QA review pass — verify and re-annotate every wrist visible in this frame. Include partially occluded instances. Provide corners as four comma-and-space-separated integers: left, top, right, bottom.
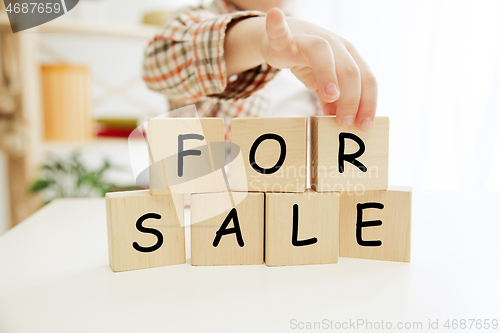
224, 16, 267, 76
251, 16, 267, 63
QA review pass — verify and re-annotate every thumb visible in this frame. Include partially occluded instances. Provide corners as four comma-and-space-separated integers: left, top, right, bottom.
266, 7, 293, 52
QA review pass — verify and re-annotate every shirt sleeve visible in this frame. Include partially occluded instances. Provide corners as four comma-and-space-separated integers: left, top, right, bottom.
142, 7, 280, 105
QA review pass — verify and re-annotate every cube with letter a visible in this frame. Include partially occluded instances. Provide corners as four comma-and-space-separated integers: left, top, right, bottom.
190, 191, 264, 266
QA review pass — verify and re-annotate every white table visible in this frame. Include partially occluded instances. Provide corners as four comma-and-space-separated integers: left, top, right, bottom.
0, 192, 499, 332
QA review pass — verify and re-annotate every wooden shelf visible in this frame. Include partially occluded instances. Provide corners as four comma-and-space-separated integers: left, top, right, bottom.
0, 12, 157, 38
0, 10, 157, 227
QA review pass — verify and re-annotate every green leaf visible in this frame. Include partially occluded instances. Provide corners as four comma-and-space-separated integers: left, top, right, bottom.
30, 152, 137, 200
41, 164, 54, 171
29, 179, 52, 193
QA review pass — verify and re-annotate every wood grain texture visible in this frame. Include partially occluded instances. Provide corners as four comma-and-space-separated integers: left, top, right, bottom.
191, 191, 264, 266
106, 190, 185, 272
311, 116, 389, 192
147, 118, 226, 195
231, 117, 307, 193
265, 189, 340, 266
339, 186, 412, 262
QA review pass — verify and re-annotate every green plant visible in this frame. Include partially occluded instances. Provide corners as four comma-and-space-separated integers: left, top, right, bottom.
30, 153, 138, 204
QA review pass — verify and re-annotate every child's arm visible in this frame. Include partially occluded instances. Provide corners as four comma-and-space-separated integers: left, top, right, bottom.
225, 8, 377, 130
143, 7, 279, 107
143, 7, 376, 130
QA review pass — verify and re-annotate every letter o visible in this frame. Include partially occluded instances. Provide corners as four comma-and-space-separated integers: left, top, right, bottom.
249, 133, 286, 174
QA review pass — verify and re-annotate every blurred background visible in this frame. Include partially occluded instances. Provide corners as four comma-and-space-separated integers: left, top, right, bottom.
0, 0, 499, 235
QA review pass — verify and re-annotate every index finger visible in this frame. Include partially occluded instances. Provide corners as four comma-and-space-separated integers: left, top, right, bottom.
295, 35, 339, 104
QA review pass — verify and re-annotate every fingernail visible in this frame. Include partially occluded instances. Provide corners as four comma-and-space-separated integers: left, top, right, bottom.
324, 83, 339, 98
360, 118, 373, 131
340, 115, 355, 127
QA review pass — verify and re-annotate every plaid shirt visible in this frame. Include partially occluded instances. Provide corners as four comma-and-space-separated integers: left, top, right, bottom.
142, 0, 280, 137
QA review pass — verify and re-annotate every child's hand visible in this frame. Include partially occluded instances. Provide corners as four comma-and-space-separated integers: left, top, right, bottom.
260, 8, 377, 130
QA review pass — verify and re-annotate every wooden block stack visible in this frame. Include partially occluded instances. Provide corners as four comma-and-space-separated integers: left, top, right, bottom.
310, 116, 411, 263
106, 115, 411, 272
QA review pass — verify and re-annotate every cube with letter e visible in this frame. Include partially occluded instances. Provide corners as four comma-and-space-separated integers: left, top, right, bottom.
339, 187, 412, 262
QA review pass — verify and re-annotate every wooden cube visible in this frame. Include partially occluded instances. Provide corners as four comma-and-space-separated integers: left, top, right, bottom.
106, 190, 185, 272
147, 118, 226, 195
265, 189, 340, 266
231, 117, 307, 193
311, 116, 389, 192
339, 186, 412, 262
190, 191, 264, 265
